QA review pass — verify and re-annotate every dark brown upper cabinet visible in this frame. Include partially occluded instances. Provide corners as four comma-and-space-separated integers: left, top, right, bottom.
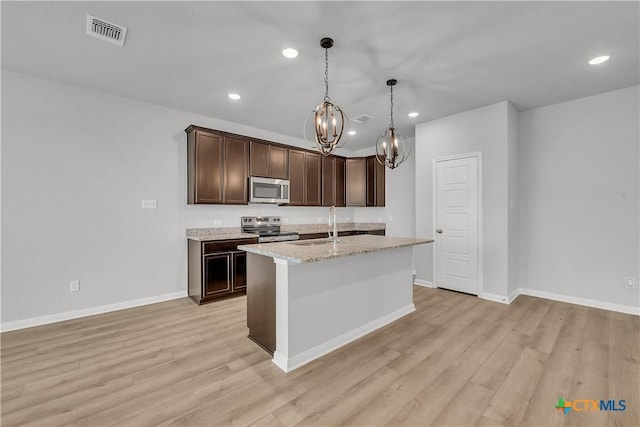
322, 155, 346, 207
321, 156, 335, 206
346, 158, 367, 207
305, 151, 322, 206
335, 157, 346, 207
288, 148, 321, 206
250, 141, 289, 180
186, 124, 380, 208
186, 126, 249, 205
366, 156, 385, 207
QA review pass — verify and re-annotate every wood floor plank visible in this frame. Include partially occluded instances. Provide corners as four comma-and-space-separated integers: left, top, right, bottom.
430, 380, 495, 427
481, 347, 548, 426
295, 366, 399, 426
470, 331, 531, 392
1, 287, 637, 427
271, 348, 400, 426
386, 358, 480, 426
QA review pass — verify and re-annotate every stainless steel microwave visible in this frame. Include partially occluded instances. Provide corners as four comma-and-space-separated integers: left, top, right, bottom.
249, 177, 290, 204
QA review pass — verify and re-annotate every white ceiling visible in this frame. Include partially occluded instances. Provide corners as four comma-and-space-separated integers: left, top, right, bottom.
2, 1, 638, 150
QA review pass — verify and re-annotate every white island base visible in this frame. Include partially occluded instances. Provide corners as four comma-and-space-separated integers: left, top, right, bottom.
242, 238, 421, 373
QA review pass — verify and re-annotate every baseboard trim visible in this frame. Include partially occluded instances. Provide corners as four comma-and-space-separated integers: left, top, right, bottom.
1, 291, 188, 332
479, 292, 510, 304
272, 303, 416, 373
516, 288, 639, 316
414, 279, 436, 288
508, 288, 521, 304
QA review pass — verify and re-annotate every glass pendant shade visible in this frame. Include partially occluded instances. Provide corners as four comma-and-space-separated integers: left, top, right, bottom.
376, 79, 410, 169
307, 37, 346, 156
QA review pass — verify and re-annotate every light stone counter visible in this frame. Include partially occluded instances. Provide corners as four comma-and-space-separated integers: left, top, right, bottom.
281, 222, 385, 234
186, 222, 385, 242
186, 228, 257, 241
238, 234, 431, 264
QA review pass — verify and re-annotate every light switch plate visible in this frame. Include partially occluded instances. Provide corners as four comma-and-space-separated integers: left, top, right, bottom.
142, 199, 157, 209
213, 219, 223, 226
70, 280, 80, 292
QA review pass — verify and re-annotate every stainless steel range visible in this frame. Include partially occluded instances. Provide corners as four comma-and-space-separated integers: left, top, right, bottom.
241, 216, 299, 243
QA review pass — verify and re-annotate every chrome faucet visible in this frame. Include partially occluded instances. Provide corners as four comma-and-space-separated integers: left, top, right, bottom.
328, 206, 337, 242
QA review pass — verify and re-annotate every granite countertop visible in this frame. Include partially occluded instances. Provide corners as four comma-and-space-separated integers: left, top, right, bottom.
238, 234, 432, 264
186, 228, 257, 241
281, 222, 385, 234
186, 222, 386, 242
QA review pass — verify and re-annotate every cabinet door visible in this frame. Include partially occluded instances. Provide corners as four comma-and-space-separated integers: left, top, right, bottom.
289, 149, 306, 205
189, 131, 224, 204
322, 156, 336, 206
223, 136, 249, 204
366, 156, 386, 207
306, 152, 322, 206
269, 146, 289, 179
366, 156, 376, 206
375, 159, 385, 207
346, 158, 366, 206
203, 253, 232, 297
232, 251, 247, 291
250, 141, 270, 178
335, 157, 346, 207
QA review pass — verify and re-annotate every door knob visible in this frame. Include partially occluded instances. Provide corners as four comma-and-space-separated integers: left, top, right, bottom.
436, 228, 443, 234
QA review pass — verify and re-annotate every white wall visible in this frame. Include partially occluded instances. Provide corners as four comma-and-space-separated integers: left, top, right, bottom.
507, 103, 519, 299
415, 101, 512, 299
350, 142, 416, 238
0, 70, 368, 326
518, 86, 639, 310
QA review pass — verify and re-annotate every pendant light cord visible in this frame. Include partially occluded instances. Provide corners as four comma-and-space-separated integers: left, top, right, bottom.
389, 84, 394, 128
324, 47, 330, 102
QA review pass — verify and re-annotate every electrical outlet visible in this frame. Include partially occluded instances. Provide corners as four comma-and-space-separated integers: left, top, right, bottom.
388, 215, 393, 222
346, 217, 351, 221
70, 280, 80, 292
213, 219, 223, 226
141, 199, 157, 209
282, 218, 289, 223
317, 217, 323, 223
626, 278, 635, 289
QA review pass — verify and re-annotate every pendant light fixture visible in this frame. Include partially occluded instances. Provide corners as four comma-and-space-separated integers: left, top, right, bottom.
311, 37, 346, 156
376, 79, 410, 169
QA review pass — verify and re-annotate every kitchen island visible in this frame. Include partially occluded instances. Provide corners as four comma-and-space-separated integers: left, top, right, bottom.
238, 234, 432, 372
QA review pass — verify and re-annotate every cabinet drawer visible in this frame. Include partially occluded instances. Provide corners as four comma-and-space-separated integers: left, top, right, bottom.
203, 238, 257, 254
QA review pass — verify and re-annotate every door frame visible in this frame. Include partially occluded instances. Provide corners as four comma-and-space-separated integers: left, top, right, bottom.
432, 152, 483, 297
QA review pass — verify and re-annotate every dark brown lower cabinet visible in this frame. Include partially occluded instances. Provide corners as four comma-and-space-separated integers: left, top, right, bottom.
188, 238, 257, 304
246, 253, 276, 355
299, 232, 329, 240
298, 229, 386, 240
203, 253, 232, 297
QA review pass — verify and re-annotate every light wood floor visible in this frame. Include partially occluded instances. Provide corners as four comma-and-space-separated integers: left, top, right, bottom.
1, 287, 638, 427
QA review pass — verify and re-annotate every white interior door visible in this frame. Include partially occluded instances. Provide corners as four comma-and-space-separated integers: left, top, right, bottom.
435, 155, 479, 295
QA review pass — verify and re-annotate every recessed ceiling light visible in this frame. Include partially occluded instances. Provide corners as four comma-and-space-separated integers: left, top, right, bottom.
588, 55, 610, 65
282, 47, 298, 59
408, 112, 419, 118
348, 130, 356, 135
228, 93, 241, 100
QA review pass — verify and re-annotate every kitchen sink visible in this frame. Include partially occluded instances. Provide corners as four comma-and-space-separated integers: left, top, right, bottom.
289, 239, 342, 246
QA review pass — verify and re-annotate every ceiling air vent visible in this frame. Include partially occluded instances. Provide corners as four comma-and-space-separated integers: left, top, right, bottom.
351, 114, 373, 124
86, 14, 127, 46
